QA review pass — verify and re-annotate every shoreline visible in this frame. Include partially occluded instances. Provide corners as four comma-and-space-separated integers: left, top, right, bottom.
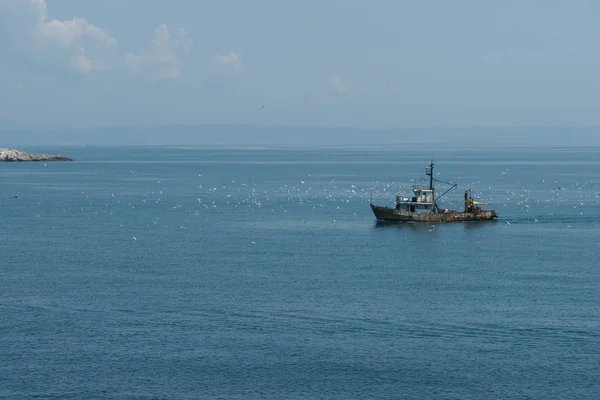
0, 147, 73, 162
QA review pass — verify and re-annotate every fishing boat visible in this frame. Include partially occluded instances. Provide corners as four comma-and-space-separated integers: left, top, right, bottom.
369, 162, 498, 222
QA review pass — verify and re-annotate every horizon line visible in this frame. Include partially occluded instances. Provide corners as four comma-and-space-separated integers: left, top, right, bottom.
2, 123, 600, 133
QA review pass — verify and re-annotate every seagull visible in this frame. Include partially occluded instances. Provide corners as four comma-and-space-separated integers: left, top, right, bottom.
261, 104, 266, 110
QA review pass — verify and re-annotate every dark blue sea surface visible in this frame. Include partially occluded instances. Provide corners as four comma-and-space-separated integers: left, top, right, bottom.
1, 145, 599, 399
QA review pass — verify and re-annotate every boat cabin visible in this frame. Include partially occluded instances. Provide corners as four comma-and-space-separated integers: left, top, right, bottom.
395, 187, 436, 214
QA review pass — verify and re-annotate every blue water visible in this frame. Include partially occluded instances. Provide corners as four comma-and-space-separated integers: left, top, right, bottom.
1, 145, 599, 399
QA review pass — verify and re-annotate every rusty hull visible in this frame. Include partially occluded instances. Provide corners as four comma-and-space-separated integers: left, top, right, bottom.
370, 204, 498, 222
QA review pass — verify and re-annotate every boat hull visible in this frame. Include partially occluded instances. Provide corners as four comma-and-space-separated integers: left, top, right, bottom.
370, 204, 497, 222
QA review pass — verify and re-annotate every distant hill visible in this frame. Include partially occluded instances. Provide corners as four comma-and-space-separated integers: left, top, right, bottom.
1, 125, 599, 147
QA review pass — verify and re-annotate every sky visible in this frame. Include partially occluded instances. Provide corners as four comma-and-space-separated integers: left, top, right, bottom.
1, 0, 600, 132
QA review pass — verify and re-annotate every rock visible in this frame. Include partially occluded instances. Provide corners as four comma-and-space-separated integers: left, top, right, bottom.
0, 147, 73, 162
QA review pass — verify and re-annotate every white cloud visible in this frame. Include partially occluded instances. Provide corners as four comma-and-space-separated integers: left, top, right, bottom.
0, 0, 117, 73
0, 1, 193, 79
38, 17, 116, 50
215, 52, 244, 73
125, 24, 192, 80
329, 76, 350, 93
71, 52, 107, 74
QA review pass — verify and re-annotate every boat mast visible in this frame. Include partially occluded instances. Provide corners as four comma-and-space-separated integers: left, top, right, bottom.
426, 162, 436, 211
426, 162, 434, 191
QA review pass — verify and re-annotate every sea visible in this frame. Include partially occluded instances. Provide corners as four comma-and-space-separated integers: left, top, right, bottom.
1, 144, 599, 399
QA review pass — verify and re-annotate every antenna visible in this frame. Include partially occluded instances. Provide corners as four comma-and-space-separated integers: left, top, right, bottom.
425, 161, 434, 190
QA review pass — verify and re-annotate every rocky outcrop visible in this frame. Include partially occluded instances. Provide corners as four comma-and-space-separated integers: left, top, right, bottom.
0, 147, 72, 162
